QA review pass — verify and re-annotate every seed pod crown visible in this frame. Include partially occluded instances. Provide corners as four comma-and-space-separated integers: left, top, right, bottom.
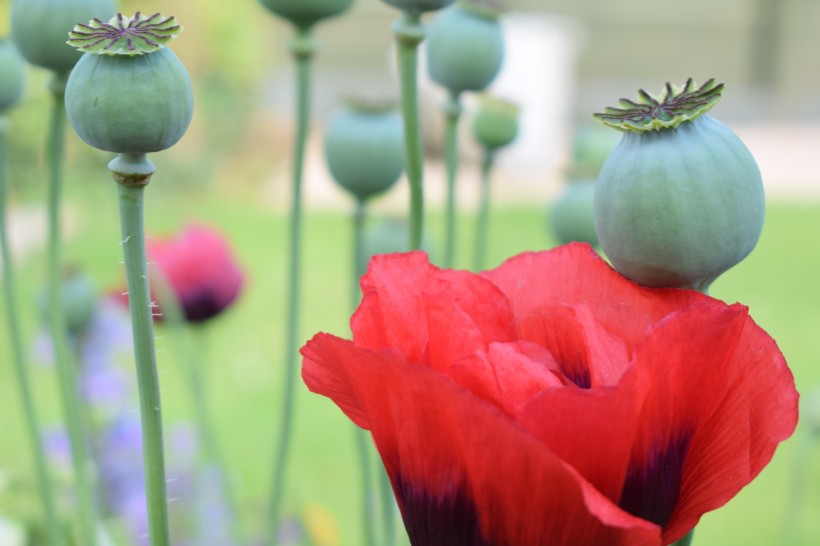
67, 12, 181, 56
593, 78, 723, 133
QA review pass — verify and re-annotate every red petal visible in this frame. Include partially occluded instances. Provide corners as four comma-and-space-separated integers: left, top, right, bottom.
519, 370, 642, 502
482, 243, 705, 355
447, 341, 565, 416
626, 302, 798, 543
301, 334, 662, 546
517, 304, 630, 387
352, 252, 516, 369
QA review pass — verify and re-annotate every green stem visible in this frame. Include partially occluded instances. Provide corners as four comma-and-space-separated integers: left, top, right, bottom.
443, 92, 462, 267
392, 13, 426, 251
672, 530, 695, 546
351, 199, 376, 546
267, 26, 314, 546
111, 155, 170, 546
1, 117, 64, 546
152, 275, 245, 544
473, 149, 494, 271
46, 72, 98, 546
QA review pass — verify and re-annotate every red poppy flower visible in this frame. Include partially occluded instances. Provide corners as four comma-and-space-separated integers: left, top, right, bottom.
301, 243, 797, 546
145, 224, 244, 323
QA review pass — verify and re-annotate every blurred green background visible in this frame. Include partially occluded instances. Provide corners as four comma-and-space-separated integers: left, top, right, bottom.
1, 0, 819, 545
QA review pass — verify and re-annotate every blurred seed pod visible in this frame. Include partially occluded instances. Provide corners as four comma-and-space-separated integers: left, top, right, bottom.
258, 0, 354, 30
325, 98, 405, 202
0, 39, 26, 112
359, 218, 434, 274
10, 0, 117, 73
426, 1, 504, 96
472, 94, 519, 150
38, 269, 99, 337
381, 0, 455, 15
549, 180, 598, 247
568, 122, 621, 180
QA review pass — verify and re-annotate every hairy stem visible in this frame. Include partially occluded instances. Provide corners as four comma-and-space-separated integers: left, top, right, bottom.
113, 157, 170, 546
473, 149, 494, 271
1, 117, 64, 546
392, 13, 426, 251
46, 72, 98, 546
152, 275, 245, 544
267, 26, 315, 546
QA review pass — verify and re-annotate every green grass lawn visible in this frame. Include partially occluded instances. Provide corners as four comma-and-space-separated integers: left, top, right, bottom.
1, 172, 819, 545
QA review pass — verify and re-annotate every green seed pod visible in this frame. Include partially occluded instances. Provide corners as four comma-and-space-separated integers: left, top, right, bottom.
593, 79, 764, 291
381, 0, 455, 15
569, 123, 620, 180
10, 0, 117, 73
64, 13, 194, 154
550, 180, 598, 247
426, 1, 504, 96
359, 218, 433, 273
258, 0, 354, 30
472, 94, 519, 150
0, 39, 26, 112
325, 99, 405, 202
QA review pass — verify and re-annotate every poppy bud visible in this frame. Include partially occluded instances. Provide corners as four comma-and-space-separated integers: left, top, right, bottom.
593, 79, 764, 291
146, 224, 244, 324
258, 0, 354, 29
64, 13, 194, 155
0, 39, 26, 112
325, 98, 405, 202
426, 0, 505, 96
471, 94, 519, 150
10, 0, 116, 73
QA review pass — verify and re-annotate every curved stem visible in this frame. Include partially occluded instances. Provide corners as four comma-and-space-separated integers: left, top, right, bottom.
351, 200, 376, 546
443, 93, 462, 267
46, 72, 98, 546
267, 26, 314, 546
112, 158, 171, 546
473, 149, 494, 271
1, 117, 64, 546
392, 13, 426, 251
152, 275, 244, 544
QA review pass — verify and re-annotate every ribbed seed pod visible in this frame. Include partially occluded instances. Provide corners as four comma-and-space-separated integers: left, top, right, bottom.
11, 0, 117, 73
426, 1, 504, 95
258, 0, 354, 30
325, 99, 405, 202
593, 79, 764, 291
64, 13, 194, 155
